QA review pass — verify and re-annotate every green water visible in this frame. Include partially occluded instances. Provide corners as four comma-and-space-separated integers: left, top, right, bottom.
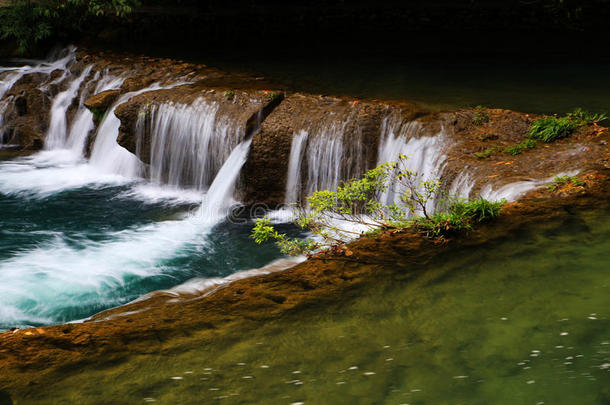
208, 54, 610, 115
20, 207, 610, 404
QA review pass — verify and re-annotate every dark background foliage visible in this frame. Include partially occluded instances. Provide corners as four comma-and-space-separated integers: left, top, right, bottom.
1, 0, 610, 58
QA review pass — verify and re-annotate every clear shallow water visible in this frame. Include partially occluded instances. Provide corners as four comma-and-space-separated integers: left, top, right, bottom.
25, 206, 610, 404
0, 152, 287, 329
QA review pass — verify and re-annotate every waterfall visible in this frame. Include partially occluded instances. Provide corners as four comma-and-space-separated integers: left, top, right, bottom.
44, 65, 93, 150
0, 97, 10, 147
284, 130, 308, 203
136, 98, 244, 190
449, 170, 475, 199
197, 138, 253, 222
89, 86, 162, 178
0, 71, 24, 101
0, 46, 76, 99
65, 71, 126, 156
93, 71, 126, 94
376, 113, 448, 211
283, 113, 365, 204
0, 47, 77, 149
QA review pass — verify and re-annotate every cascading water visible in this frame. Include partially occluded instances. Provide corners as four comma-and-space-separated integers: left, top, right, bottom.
479, 170, 580, 202
0, 97, 10, 146
285, 130, 308, 203
449, 170, 475, 199
196, 138, 253, 222
283, 114, 365, 204
1, 45, 577, 332
44, 65, 93, 150
0, 46, 76, 99
0, 47, 77, 149
0, 49, 275, 330
89, 89, 154, 178
376, 115, 448, 209
65, 71, 126, 156
136, 98, 244, 190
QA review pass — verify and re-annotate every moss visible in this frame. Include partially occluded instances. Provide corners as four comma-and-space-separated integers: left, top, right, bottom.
269, 92, 281, 102
89, 107, 107, 122
475, 147, 499, 159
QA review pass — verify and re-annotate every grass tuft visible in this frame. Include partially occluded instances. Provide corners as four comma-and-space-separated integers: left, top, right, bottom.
504, 139, 537, 155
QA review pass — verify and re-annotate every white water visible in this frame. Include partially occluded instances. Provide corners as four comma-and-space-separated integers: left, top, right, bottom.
0, 47, 76, 99
283, 115, 365, 203
196, 138, 253, 222
0, 49, 265, 328
376, 117, 448, 208
0, 135, 254, 328
0, 97, 10, 146
65, 71, 127, 156
285, 130, 308, 203
0, 151, 130, 198
0, 47, 77, 148
138, 98, 243, 190
45, 65, 93, 150
480, 170, 580, 202
90, 87, 157, 177
449, 170, 475, 199
0, 214, 213, 327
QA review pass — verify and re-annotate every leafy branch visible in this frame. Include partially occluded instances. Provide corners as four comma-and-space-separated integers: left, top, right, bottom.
0, 0, 140, 53
252, 155, 505, 256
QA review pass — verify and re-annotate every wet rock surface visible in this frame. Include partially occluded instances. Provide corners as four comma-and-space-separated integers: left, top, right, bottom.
83, 89, 119, 110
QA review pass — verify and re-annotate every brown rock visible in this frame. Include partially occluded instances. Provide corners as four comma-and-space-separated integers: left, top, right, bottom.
84, 90, 120, 110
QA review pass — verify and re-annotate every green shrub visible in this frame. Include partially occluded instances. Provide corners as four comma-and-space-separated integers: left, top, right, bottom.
504, 139, 537, 155
547, 175, 585, 192
251, 156, 506, 255
416, 198, 505, 238
0, 0, 140, 53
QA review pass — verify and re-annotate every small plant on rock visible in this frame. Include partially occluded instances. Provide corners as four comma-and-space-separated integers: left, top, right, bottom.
475, 147, 499, 159
504, 139, 537, 156
547, 175, 585, 192
528, 116, 578, 142
472, 106, 490, 126
528, 108, 608, 143
251, 156, 505, 256
566, 108, 608, 125
224, 90, 235, 101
